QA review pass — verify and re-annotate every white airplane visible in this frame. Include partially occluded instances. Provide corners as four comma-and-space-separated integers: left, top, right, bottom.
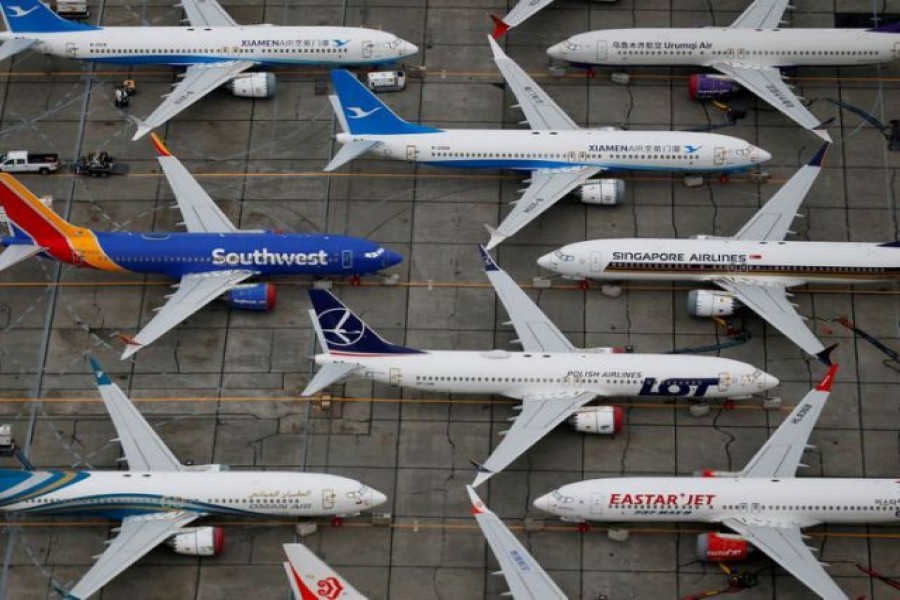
534, 365, 900, 600
547, 0, 900, 140
283, 544, 366, 600
301, 246, 779, 487
537, 143, 855, 365
325, 36, 771, 249
489, 0, 615, 39
0, 0, 417, 139
0, 358, 386, 600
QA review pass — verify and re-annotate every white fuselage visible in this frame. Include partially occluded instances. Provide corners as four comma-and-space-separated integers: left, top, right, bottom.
541, 238, 900, 286
549, 28, 900, 68
316, 350, 778, 400
536, 477, 900, 527
344, 129, 768, 173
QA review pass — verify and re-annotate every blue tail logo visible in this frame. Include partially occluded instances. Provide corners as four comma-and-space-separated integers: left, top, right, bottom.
0, 0, 98, 33
7, 5, 38, 17
330, 70, 441, 136
347, 106, 382, 120
309, 289, 422, 355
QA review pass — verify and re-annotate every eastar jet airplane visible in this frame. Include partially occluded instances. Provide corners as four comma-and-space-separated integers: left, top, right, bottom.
0, 0, 417, 139
301, 246, 779, 487
283, 544, 366, 600
0, 136, 402, 359
548, 0, 900, 140
325, 36, 770, 249
534, 366, 899, 600
538, 144, 860, 364
0, 359, 386, 600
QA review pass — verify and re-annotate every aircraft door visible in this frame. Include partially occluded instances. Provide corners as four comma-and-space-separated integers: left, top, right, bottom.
66, 43, 77, 58
567, 150, 577, 164
597, 40, 608, 62
894, 42, 900, 58
750, 502, 762, 513
714, 146, 726, 166
389, 367, 401, 386
406, 144, 417, 161
322, 489, 335, 510
718, 372, 732, 393
590, 493, 605, 516
736, 47, 747, 60
342, 250, 353, 269
590, 251, 602, 273
362, 40, 374, 59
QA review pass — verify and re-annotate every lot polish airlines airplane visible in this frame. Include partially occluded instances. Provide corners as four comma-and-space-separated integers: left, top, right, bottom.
538, 144, 866, 365
0, 358, 386, 600
548, 0, 900, 140
326, 36, 770, 249
301, 246, 779, 487
534, 366, 899, 599
0, 136, 401, 359
0, 0, 417, 139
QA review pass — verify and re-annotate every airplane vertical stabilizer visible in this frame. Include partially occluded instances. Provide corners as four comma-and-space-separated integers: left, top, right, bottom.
328, 70, 441, 136
0, 0, 99, 33
283, 544, 368, 600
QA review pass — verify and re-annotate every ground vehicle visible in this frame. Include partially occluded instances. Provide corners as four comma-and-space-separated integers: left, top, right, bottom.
366, 70, 406, 92
73, 151, 120, 177
52, 0, 89, 19
0, 151, 60, 175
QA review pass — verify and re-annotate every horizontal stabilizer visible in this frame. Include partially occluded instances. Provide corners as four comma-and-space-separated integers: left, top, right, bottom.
300, 362, 357, 397
0, 38, 36, 62
0, 244, 42, 272
324, 140, 381, 172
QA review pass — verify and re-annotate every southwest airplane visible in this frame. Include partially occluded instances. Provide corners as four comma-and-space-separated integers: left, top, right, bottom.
0, 136, 402, 359
0, 358, 387, 600
325, 36, 770, 249
548, 0, 900, 140
301, 245, 779, 487
538, 144, 860, 365
533, 366, 898, 600
0, 0, 417, 139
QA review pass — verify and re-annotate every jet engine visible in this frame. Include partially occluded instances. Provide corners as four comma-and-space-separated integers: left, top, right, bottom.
688, 74, 742, 100
696, 532, 753, 562
687, 290, 737, 318
574, 179, 624, 205
227, 73, 277, 98
166, 526, 224, 556
224, 283, 277, 311
567, 406, 623, 435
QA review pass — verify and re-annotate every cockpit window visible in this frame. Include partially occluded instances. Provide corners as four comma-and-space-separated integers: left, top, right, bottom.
364, 248, 385, 258
564, 41, 582, 51
554, 250, 575, 262
386, 39, 401, 49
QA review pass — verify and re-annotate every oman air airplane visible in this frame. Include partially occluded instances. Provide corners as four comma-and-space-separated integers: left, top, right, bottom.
534, 365, 899, 600
326, 36, 770, 249
548, 0, 900, 140
0, 135, 402, 359
0, 0, 417, 139
538, 143, 875, 365
0, 358, 386, 600
301, 246, 779, 487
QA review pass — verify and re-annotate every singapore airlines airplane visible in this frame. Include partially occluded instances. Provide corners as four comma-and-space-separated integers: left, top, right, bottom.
0, 136, 401, 359
301, 246, 779, 486
325, 36, 770, 249
283, 544, 366, 600
548, 0, 900, 140
0, 0, 417, 139
534, 365, 899, 600
0, 358, 386, 600
538, 144, 861, 365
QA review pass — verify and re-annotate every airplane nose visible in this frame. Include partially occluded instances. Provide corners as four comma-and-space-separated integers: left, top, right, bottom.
386, 249, 404, 267
533, 492, 554, 513
546, 42, 563, 59
536, 252, 557, 271
368, 489, 388, 507
401, 41, 419, 57
753, 147, 772, 163
762, 371, 779, 390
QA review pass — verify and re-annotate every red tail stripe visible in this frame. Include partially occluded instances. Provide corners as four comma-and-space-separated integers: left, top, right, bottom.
0, 175, 71, 261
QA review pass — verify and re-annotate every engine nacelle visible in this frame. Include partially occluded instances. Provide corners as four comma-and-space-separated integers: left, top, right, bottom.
575, 179, 624, 205
228, 73, 277, 98
687, 290, 737, 318
688, 74, 742, 100
567, 406, 623, 435
166, 526, 224, 556
224, 283, 277, 311
696, 532, 753, 562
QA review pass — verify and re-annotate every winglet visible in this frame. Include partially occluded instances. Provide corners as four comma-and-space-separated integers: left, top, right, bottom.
813, 117, 835, 132
808, 142, 829, 167
483, 224, 507, 250
478, 244, 500, 272
130, 117, 153, 141
117, 333, 142, 360
490, 15, 510, 39
472, 461, 494, 487
815, 342, 838, 367
150, 133, 172, 157
486, 34, 507, 60
815, 364, 839, 392
466, 485, 487, 515
88, 357, 111, 386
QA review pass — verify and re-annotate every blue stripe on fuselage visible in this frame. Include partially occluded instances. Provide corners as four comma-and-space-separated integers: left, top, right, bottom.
421, 159, 749, 172
87, 55, 399, 67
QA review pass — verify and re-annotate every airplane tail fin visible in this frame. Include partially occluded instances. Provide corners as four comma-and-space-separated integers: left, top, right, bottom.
283, 544, 368, 600
0, 174, 83, 247
328, 70, 440, 136
0, 0, 98, 33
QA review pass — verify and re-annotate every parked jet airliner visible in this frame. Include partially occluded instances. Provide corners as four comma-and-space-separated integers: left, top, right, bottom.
0, 358, 386, 600
301, 246, 779, 486
325, 36, 770, 249
0, 0, 417, 138
535, 365, 896, 599
548, 0, 900, 139
0, 136, 401, 359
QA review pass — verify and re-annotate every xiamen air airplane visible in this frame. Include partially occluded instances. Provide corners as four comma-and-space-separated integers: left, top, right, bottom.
301, 246, 779, 487
0, 0, 417, 138
0, 359, 386, 600
326, 36, 770, 249
0, 135, 401, 359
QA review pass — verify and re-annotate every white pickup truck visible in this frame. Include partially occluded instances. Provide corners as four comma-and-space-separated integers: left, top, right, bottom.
0, 151, 60, 175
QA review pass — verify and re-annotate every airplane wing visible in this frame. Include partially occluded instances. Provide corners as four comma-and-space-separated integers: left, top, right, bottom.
492, 0, 556, 38
722, 517, 848, 600
150, 134, 238, 234
466, 486, 567, 600
730, 0, 791, 29
732, 144, 827, 242
67, 511, 203, 600
0, 244, 44, 272
473, 390, 596, 487
478, 245, 574, 353
179, 0, 237, 27
133, 61, 258, 140
486, 166, 602, 249
486, 35, 579, 131
283, 544, 368, 600
89, 358, 184, 472
121, 270, 256, 360
712, 276, 829, 363
740, 365, 836, 479
710, 62, 831, 141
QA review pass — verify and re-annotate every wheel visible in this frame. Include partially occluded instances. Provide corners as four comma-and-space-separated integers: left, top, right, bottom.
101, 171, 109, 178
39, 168, 49, 175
